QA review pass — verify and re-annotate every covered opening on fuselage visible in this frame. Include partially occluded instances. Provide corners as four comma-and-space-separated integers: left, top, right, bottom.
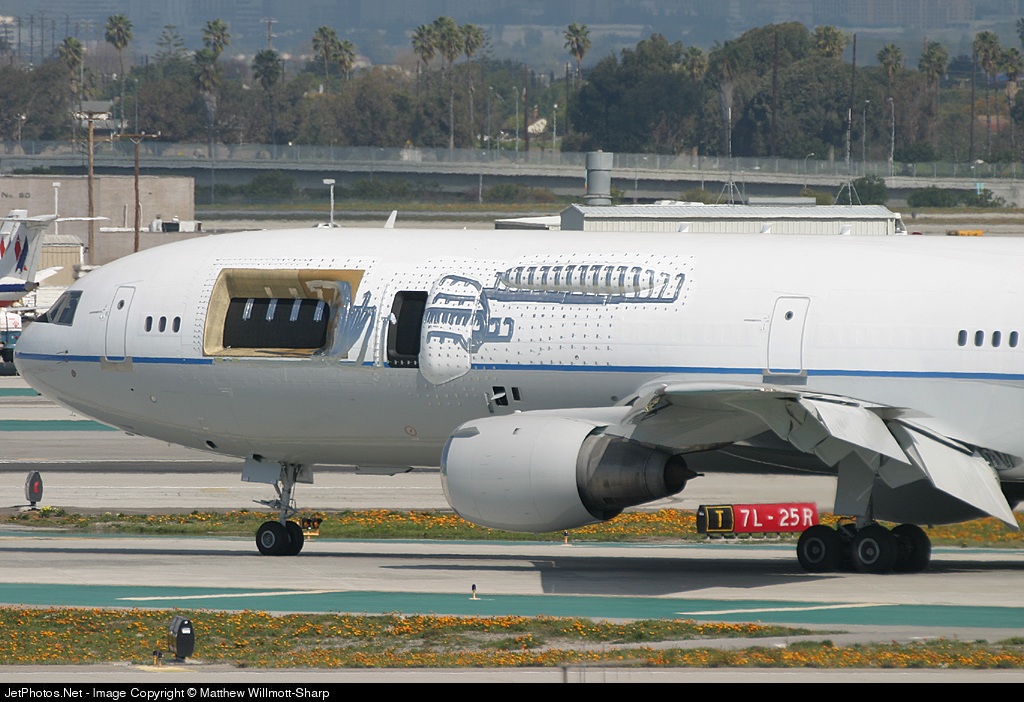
387, 290, 427, 367
204, 268, 364, 357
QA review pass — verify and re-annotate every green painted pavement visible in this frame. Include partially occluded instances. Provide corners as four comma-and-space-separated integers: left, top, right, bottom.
0, 420, 116, 431
0, 583, 1021, 630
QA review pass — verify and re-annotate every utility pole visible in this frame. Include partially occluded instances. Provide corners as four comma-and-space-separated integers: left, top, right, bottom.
117, 132, 158, 253
75, 110, 110, 265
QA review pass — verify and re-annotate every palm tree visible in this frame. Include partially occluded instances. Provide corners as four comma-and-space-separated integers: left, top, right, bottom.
918, 41, 948, 114
194, 48, 222, 157
312, 26, 341, 87
709, 41, 738, 158
105, 14, 133, 132
105, 14, 132, 81
432, 16, 463, 151
462, 24, 486, 146
679, 45, 708, 82
813, 25, 847, 59
564, 23, 590, 78
252, 48, 283, 144
202, 19, 231, 58
973, 31, 1001, 156
57, 36, 85, 104
336, 39, 356, 81
877, 43, 904, 97
411, 23, 436, 94
1003, 47, 1024, 151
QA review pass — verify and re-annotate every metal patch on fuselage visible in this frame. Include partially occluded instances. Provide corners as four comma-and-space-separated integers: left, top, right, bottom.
416, 255, 692, 383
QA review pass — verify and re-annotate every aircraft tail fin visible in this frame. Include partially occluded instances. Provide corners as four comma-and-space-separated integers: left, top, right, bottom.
0, 211, 103, 302
0, 210, 46, 284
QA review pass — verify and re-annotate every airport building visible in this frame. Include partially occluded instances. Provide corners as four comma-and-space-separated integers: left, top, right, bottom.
0, 174, 197, 279
558, 203, 908, 236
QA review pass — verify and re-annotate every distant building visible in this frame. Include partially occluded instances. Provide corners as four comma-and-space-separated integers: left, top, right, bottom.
555, 203, 907, 236
0, 174, 196, 265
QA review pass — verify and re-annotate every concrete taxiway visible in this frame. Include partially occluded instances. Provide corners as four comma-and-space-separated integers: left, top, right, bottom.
3, 375, 1024, 682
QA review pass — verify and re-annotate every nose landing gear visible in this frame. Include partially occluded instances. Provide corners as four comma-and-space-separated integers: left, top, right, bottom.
253, 462, 308, 556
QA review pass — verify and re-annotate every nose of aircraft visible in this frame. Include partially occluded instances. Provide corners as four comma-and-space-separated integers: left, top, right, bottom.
12, 287, 86, 392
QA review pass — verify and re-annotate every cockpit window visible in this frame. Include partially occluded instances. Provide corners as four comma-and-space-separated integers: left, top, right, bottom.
37, 290, 83, 326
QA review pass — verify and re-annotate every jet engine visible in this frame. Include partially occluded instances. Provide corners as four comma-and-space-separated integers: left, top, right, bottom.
440, 413, 695, 532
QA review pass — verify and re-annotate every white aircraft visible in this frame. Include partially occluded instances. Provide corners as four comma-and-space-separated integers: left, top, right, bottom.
0, 210, 64, 308
13, 227, 1024, 574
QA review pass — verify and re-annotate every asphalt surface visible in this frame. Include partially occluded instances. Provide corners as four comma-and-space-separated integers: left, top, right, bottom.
3, 376, 1024, 682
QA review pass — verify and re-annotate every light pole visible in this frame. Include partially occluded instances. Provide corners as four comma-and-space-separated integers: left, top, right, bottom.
323, 178, 335, 227
51, 181, 60, 235
487, 87, 492, 153
633, 156, 648, 203
862, 100, 869, 165
552, 103, 557, 153
803, 152, 815, 190
887, 96, 895, 177
514, 86, 520, 156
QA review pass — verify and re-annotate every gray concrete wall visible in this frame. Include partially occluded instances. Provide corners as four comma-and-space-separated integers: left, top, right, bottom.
0, 175, 195, 264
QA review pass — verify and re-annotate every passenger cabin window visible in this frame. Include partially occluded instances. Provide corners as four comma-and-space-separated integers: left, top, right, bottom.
37, 290, 83, 326
387, 291, 427, 367
222, 297, 330, 350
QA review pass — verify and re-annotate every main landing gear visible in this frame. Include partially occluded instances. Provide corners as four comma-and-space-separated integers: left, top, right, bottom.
254, 462, 306, 556
796, 521, 931, 574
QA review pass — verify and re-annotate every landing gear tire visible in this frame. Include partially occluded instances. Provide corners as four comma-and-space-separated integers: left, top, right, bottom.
256, 520, 289, 556
283, 521, 305, 556
797, 525, 842, 572
892, 523, 931, 573
852, 524, 898, 574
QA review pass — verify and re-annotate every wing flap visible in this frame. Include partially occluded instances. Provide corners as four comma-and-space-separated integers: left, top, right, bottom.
888, 423, 1017, 527
623, 379, 1017, 527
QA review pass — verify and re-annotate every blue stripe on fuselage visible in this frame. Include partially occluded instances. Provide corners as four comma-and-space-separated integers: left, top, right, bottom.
16, 353, 1024, 382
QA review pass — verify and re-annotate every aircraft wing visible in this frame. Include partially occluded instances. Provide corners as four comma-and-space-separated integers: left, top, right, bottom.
33, 266, 63, 284
618, 379, 1017, 528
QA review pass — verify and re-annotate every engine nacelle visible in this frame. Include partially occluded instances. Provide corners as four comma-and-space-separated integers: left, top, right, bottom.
440, 413, 693, 532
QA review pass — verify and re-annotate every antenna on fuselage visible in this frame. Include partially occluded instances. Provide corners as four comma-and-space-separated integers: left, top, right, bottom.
384, 211, 397, 229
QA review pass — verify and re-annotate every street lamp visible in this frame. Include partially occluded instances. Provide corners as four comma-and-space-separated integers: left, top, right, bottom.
323, 179, 335, 227
887, 96, 895, 177
862, 100, 869, 165
487, 87, 493, 153
552, 103, 558, 153
514, 86, 520, 156
803, 152, 815, 190
634, 155, 648, 203
51, 182, 60, 235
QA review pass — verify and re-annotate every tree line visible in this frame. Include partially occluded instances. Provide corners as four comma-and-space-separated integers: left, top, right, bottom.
5, 14, 1024, 164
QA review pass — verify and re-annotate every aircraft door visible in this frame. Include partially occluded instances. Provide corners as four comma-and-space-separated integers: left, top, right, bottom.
104, 285, 136, 361
419, 275, 483, 385
766, 296, 809, 375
